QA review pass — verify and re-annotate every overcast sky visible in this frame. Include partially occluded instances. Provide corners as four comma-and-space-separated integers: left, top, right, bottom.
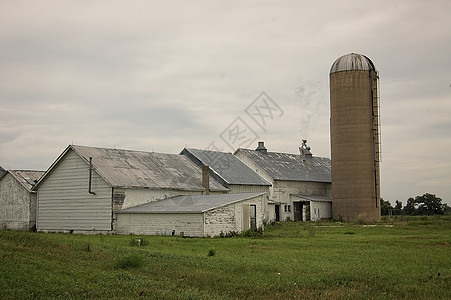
1, 0, 450, 205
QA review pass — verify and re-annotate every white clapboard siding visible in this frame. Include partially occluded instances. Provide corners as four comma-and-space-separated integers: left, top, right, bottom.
0, 173, 31, 230
116, 213, 204, 237
37, 150, 112, 231
228, 184, 269, 194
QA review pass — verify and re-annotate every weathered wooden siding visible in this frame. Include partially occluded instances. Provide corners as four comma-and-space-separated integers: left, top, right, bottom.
37, 150, 112, 232
0, 173, 32, 230
203, 194, 264, 237
116, 213, 204, 237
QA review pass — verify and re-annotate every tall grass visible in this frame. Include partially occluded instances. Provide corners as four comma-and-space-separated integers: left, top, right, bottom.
1, 216, 450, 299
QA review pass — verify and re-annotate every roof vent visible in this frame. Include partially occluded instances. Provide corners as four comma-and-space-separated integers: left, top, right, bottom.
299, 139, 312, 161
255, 141, 267, 154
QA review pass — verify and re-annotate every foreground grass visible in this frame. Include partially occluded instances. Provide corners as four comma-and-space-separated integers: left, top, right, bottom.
1, 216, 450, 299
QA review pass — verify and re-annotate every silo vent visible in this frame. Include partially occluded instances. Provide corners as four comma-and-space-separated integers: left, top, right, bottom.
255, 141, 268, 154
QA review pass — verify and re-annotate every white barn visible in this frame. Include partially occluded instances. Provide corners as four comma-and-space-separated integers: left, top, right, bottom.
116, 193, 265, 237
34, 145, 228, 234
0, 170, 45, 230
235, 142, 332, 222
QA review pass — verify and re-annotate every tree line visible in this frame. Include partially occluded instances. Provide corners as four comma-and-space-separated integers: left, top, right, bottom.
380, 193, 451, 216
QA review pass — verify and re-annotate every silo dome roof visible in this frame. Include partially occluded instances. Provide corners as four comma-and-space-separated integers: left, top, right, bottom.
330, 53, 376, 74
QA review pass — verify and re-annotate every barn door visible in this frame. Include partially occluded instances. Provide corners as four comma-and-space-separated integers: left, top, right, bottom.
275, 204, 280, 221
293, 202, 302, 221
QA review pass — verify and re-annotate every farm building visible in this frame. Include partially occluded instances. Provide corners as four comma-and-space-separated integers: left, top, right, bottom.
180, 148, 271, 194
234, 141, 332, 222
116, 192, 265, 237
0, 169, 45, 230
34, 145, 228, 234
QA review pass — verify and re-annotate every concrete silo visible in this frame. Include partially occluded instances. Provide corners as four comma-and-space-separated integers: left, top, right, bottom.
329, 53, 381, 222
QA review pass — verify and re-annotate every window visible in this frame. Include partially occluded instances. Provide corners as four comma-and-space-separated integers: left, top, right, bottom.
284, 205, 291, 213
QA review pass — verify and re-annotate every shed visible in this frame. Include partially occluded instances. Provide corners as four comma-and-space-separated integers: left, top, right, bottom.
235, 141, 331, 222
0, 170, 45, 230
34, 145, 228, 233
116, 192, 265, 237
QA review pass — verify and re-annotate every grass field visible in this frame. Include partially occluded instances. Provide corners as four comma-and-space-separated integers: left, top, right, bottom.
1, 216, 450, 299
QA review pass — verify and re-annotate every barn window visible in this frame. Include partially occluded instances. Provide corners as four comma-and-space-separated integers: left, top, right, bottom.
284, 205, 291, 213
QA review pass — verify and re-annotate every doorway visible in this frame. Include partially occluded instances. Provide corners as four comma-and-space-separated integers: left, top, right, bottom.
293, 202, 302, 221
275, 204, 280, 221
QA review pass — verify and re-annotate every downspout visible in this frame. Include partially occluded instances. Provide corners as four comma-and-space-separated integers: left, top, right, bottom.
89, 157, 96, 195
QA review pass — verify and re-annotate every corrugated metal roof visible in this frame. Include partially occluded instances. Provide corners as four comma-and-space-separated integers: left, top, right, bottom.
9, 170, 45, 192
291, 194, 332, 202
71, 145, 229, 192
118, 192, 265, 214
235, 148, 331, 183
330, 53, 375, 74
181, 148, 271, 186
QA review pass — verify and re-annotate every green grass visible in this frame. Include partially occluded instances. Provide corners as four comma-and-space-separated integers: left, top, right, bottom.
1, 216, 450, 299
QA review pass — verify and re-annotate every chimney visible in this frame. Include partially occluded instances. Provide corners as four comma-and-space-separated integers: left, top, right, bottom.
255, 141, 267, 154
202, 165, 210, 195
299, 139, 312, 161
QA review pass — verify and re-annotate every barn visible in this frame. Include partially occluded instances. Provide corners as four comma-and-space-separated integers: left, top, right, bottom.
33, 145, 228, 234
235, 141, 331, 222
180, 148, 271, 194
0, 169, 45, 230
116, 192, 265, 237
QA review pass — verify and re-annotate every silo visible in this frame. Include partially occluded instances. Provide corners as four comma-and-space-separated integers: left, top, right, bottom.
329, 53, 381, 222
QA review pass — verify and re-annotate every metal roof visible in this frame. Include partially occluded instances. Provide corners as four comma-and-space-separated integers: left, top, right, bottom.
181, 148, 271, 186
291, 194, 332, 202
235, 148, 331, 183
330, 53, 376, 74
36, 145, 229, 192
118, 192, 265, 214
8, 170, 45, 192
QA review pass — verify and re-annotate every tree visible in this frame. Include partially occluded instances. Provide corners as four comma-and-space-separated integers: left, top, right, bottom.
380, 198, 393, 216
402, 193, 445, 215
403, 197, 417, 215
417, 193, 443, 215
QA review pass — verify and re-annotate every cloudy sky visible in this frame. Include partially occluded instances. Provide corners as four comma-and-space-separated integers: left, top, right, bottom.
1, 0, 450, 205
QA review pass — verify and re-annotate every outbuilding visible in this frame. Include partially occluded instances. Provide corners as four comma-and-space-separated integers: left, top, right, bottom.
235, 141, 331, 222
34, 145, 228, 234
0, 169, 45, 230
116, 192, 265, 237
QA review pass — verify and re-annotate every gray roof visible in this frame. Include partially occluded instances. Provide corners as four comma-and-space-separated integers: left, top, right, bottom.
235, 148, 331, 183
8, 170, 45, 192
181, 148, 271, 186
330, 53, 375, 74
36, 145, 228, 192
291, 194, 332, 202
118, 192, 265, 214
